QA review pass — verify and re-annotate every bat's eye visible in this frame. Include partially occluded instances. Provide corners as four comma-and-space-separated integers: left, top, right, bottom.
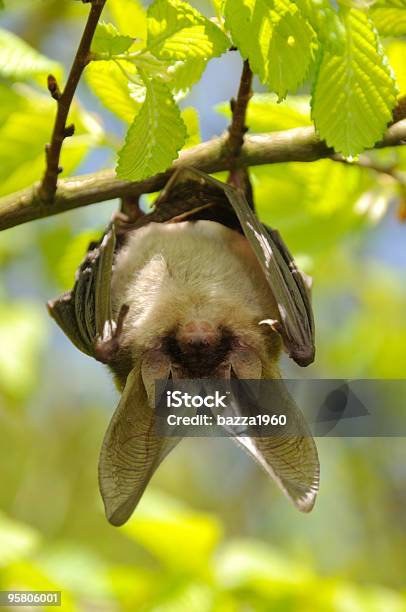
179, 320, 217, 345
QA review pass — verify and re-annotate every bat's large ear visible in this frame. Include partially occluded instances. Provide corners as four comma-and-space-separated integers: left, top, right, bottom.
229, 378, 319, 512
98, 364, 180, 526
47, 225, 118, 361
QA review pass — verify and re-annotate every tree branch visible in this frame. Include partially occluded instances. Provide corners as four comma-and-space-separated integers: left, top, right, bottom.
1, 120, 406, 231
39, 0, 106, 202
332, 153, 406, 186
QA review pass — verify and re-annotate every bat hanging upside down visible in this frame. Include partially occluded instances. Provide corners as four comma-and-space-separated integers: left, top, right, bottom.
48, 168, 319, 526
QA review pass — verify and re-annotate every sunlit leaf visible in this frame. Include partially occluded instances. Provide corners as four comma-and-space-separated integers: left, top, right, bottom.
57, 229, 103, 290
295, 0, 345, 52
92, 22, 134, 58
0, 27, 62, 81
86, 60, 145, 124
147, 0, 229, 60
121, 490, 222, 573
181, 106, 201, 148
108, 0, 147, 43
215, 539, 314, 592
371, 0, 406, 36
0, 87, 103, 197
0, 303, 47, 401
386, 39, 406, 96
224, 0, 315, 99
311, 8, 397, 157
0, 513, 40, 567
216, 94, 312, 131
116, 76, 186, 181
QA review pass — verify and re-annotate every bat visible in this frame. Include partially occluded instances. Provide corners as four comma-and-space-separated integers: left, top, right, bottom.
48, 167, 319, 526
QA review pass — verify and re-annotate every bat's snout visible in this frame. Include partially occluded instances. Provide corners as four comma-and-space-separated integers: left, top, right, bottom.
178, 320, 217, 345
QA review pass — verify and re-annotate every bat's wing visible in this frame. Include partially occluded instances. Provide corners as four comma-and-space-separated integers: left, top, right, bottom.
158, 167, 315, 366
229, 378, 319, 512
98, 365, 180, 526
218, 180, 315, 367
47, 226, 117, 360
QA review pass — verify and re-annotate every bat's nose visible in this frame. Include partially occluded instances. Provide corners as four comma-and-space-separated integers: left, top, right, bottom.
179, 320, 217, 344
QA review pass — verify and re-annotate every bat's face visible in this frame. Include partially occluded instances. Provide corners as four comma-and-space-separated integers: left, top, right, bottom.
110, 220, 282, 390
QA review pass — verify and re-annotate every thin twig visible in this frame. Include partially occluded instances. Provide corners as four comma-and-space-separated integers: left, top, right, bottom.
332, 153, 406, 186
39, 0, 106, 202
1, 120, 406, 231
226, 59, 254, 203
227, 59, 253, 164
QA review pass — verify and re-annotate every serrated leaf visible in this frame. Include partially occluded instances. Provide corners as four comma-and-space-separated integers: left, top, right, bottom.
267, 8, 314, 98
311, 9, 397, 157
371, 4, 406, 36
168, 56, 207, 97
86, 60, 145, 123
295, 0, 345, 52
0, 27, 62, 81
92, 22, 134, 57
147, 0, 229, 60
116, 76, 186, 181
224, 0, 315, 99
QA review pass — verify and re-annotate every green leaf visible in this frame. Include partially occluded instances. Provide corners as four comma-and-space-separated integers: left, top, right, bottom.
311, 9, 398, 157
0, 303, 47, 402
224, 0, 315, 99
122, 489, 222, 573
108, 0, 147, 42
216, 94, 312, 132
371, 0, 406, 36
146, 0, 229, 60
215, 539, 313, 591
251, 159, 372, 256
0, 513, 40, 567
386, 40, 406, 96
167, 56, 207, 97
116, 75, 186, 181
295, 0, 345, 52
92, 22, 134, 58
0, 88, 103, 197
0, 27, 62, 81
265, 7, 315, 99
181, 106, 201, 148
86, 60, 145, 123
57, 230, 103, 290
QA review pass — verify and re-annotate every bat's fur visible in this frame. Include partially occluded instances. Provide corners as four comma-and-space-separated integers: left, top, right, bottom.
110, 220, 282, 386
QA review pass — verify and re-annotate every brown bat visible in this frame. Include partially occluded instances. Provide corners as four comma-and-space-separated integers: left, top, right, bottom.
48, 168, 319, 526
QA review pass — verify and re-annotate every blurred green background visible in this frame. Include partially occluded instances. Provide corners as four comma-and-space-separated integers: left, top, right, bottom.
1, 1, 406, 610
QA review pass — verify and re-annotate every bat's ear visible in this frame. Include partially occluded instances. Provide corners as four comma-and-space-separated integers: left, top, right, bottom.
230, 377, 319, 512
98, 364, 179, 526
